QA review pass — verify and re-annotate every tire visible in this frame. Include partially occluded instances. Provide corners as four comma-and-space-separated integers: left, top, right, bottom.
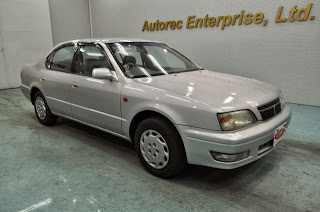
134, 116, 187, 178
33, 91, 57, 126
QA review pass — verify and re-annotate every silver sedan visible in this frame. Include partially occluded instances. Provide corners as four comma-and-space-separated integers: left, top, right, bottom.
20, 38, 291, 178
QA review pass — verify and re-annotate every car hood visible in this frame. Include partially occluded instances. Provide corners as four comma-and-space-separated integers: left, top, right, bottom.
133, 70, 279, 112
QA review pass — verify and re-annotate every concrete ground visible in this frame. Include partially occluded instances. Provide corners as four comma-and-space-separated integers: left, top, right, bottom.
0, 88, 319, 212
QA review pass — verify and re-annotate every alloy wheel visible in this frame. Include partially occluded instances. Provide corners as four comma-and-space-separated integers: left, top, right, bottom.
35, 96, 47, 120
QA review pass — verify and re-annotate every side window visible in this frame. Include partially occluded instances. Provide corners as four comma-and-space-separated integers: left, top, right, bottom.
45, 51, 55, 69
75, 45, 113, 76
51, 46, 77, 73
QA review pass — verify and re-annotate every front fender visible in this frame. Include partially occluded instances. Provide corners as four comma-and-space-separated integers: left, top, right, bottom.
121, 85, 223, 138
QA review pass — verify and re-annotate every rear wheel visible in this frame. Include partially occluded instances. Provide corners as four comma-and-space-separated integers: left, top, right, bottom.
134, 117, 187, 178
34, 91, 57, 126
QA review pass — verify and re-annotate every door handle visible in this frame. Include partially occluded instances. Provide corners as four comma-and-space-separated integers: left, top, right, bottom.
40, 77, 45, 81
71, 84, 78, 88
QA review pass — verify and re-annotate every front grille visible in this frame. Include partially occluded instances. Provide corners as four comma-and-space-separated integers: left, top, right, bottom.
258, 98, 281, 121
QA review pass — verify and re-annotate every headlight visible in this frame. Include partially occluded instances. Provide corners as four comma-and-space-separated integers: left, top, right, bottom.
217, 110, 256, 131
279, 91, 286, 110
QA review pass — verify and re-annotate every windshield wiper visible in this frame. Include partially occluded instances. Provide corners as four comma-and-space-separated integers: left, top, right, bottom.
132, 73, 165, 78
172, 68, 201, 74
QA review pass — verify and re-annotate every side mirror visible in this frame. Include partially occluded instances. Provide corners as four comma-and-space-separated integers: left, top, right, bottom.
92, 68, 118, 81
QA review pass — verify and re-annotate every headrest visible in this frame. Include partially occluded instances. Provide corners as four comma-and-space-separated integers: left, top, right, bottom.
123, 55, 136, 65
136, 46, 147, 53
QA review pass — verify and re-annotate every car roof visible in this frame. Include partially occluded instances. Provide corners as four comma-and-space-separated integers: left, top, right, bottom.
57, 38, 161, 46
47, 38, 163, 58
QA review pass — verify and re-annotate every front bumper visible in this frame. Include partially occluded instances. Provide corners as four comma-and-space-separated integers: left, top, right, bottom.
176, 105, 292, 169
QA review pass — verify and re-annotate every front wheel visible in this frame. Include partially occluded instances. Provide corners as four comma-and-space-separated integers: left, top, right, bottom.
134, 117, 187, 178
34, 91, 57, 126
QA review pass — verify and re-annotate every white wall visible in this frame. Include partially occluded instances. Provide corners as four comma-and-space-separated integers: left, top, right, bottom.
90, 0, 320, 106
49, 0, 91, 45
0, 35, 9, 89
0, 0, 53, 89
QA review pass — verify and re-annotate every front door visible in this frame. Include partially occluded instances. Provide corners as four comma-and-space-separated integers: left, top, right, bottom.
70, 44, 122, 134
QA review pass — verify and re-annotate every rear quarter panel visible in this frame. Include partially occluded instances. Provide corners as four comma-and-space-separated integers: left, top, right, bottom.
20, 61, 44, 102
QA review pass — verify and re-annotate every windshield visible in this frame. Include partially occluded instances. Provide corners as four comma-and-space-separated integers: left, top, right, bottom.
107, 42, 201, 78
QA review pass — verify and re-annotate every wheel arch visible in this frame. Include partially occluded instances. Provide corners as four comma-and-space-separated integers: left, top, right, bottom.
129, 110, 179, 143
30, 87, 42, 105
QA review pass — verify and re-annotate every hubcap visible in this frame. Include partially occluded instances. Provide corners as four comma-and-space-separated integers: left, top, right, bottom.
35, 97, 47, 120
140, 130, 169, 169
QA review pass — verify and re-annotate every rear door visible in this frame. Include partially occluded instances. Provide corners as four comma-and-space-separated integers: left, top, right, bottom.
41, 44, 77, 116
70, 43, 122, 134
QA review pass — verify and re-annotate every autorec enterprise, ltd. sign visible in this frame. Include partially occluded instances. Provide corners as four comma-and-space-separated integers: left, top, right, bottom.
142, 3, 315, 32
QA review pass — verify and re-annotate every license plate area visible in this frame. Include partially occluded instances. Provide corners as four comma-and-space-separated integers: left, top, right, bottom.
274, 122, 287, 145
